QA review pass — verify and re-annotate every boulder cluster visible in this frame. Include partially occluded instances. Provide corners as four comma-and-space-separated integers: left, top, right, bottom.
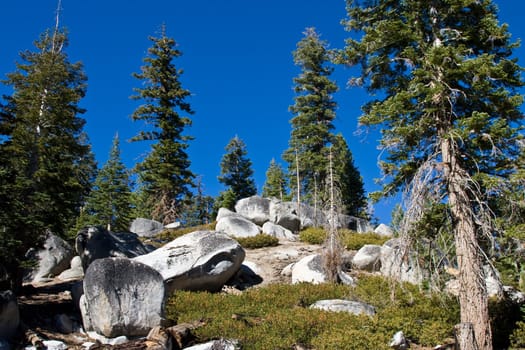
2, 195, 523, 349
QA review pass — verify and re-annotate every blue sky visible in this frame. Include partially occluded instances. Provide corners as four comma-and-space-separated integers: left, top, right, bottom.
1, 1, 523, 225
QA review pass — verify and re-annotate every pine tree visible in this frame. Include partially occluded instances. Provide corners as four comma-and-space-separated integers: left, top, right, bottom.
0, 27, 93, 288
262, 158, 287, 200
331, 134, 367, 218
131, 26, 194, 224
180, 177, 214, 226
81, 134, 132, 232
215, 136, 256, 211
283, 28, 338, 206
341, 1, 523, 348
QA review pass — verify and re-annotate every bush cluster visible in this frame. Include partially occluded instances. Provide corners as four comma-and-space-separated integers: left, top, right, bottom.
234, 234, 279, 249
166, 275, 460, 349
299, 227, 389, 250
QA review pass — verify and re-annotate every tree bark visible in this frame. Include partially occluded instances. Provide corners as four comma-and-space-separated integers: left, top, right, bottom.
455, 323, 479, 350
442, 138, 492, 350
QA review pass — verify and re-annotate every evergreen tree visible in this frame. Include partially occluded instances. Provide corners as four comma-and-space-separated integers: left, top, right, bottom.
340, 1, 523, 348
131, 27, 194, 224
81, 134, 132, 232
0, 27, 93, 288
180, 177, 214, 226
283, 28, 337, 206
215, 136, 256, 211
262, 158, 287, 200
331, 134, 367, 218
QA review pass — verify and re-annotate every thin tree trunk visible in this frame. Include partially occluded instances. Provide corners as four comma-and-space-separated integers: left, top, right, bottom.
441, 138, 492, 350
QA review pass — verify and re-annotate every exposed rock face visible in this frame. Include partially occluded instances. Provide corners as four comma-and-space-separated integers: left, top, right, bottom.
0, 290, 19, 340
134, 231, 245, 293
352, 244, 382, 272
24, 233, 74, 283
129, 218, 164, 237
216, 207, 237, 221
75, 226, 153, 270
275, 213, 301, 233
80, 258, 166, 338
57, 256, 84, 281
309, 299, 376, 316
374, 223, 394, 237
291, 254, 326, 284
270, 201, 324, 230
262, 222, 296, 241
380, 239, 425, 285
234, 196, 271, 225
215, 215, 261, 238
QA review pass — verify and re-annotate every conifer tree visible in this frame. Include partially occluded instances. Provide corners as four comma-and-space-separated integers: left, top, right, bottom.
215, 136, 256, 211
283, 28, 337, 206
0, 26, 93, 288
80, 134, 132, 232
262, 158, 287, 200
340, 1, 523, 348
331, 134, 367, 218
131, 27, 194, 224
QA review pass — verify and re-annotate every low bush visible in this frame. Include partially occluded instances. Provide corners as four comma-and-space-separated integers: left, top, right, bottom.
300, 227, 390, 251
342, 230, 390, 250
166, 275, 460, 349
299, 227, 326, 245
235, 234, 279, 249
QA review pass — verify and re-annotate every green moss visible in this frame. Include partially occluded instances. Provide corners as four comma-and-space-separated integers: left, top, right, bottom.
342, 230, 390, 250
299, 227, 327, 245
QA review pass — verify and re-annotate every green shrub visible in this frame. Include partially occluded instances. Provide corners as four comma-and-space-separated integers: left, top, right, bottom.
510, 321, 525, 349
235, 234, 279, 249
299, 227, 326, 245
342, 230, 390, 250
166, 275, 459, 349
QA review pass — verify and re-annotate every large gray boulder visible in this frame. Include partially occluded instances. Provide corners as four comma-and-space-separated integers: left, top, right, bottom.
374, 223, 394, 237
134, 231, 245, 293
310, 299, 376, 316
262, 222, 296, 241
75, 226, 153, 270
291, 254, 326, 284
129, 218, 164, 237
234, 196, 271, 225
216, 215, 261, 238
0, 290, 19, 340
24, 232, 74, 283
270, 201, 325, 229
352, 244, 382, 272
80, 258, 165, 338
57, 256, 84, 281
380, 239, 425, 285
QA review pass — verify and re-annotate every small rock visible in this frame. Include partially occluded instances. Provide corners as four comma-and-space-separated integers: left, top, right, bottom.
24, 340, 67, 350
309, 299, 375, 316
389, 330, 409, 349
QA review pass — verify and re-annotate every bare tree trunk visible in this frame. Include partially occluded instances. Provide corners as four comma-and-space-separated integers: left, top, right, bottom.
455, 323, 479, 350
442, 138, 492, 350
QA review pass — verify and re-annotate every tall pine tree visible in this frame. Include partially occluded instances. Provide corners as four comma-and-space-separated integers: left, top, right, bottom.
80, 134, 132, 232
262, 158, 288, 200
0, 26, 93, 288
341, 1, 524, 348
131, 26, 194, 224
331, 133, 367, 218
283, 28, 337, 206
215, 136, 257, 212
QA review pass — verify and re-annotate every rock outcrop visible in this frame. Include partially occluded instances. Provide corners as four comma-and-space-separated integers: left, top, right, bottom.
24, 233, 74, 283
75, 226, 153, 270
234, 196, 271, 225
309, 299, 376, 316
80, 257, 166, 338
129, 218, 164, 237
215, 215, 261, 238
134, 230, 245, 293
0, 290, 19, 340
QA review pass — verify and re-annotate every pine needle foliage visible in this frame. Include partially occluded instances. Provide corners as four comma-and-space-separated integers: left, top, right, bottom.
340, 1, 524, 348
0, 27, 94, 288
131, 26, 194, 224
215, 136, 257, 212
79, 134, 133, 232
